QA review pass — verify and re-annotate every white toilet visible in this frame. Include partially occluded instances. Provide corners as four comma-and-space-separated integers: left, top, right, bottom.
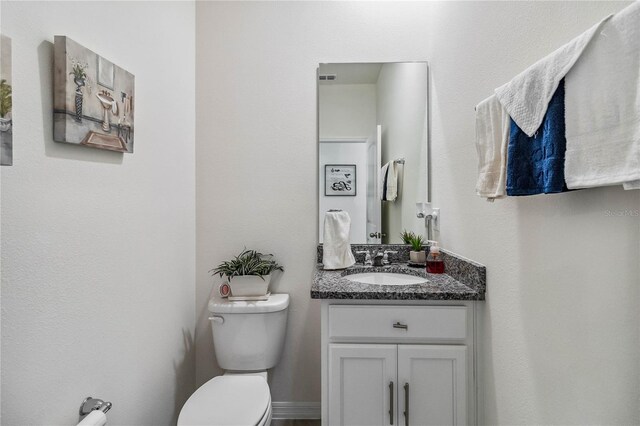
178, 294, 290, 426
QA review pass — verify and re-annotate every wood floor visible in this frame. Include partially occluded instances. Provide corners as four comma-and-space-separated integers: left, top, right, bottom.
271, 420, 321, 426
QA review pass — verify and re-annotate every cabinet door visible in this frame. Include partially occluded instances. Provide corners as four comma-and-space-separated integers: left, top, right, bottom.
329, 344, 397, 426
397, 345, 467, 426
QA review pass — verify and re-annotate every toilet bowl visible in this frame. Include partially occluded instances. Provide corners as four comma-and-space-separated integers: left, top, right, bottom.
177, 294, 289, 426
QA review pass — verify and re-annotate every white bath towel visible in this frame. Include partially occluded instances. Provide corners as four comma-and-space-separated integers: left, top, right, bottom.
565, 2, 640, 189
322, 211, 356, 270
475, 94, 510, 200
380, 161, 398, 201
495, 14, 612, 137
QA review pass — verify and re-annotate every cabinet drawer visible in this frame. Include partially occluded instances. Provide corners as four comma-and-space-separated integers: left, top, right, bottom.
328, 305, 467, 341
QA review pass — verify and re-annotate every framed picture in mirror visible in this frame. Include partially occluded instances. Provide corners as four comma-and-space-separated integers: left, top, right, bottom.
325, 164, 356, 196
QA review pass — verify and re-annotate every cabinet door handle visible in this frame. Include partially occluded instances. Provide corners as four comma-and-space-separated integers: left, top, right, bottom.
403, 382, 409, 426
393, 322, 408, 330
389, 381, 394, 425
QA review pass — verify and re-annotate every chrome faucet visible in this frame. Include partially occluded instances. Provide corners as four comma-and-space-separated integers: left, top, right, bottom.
356, 249, 399, 266
356, 250, 373, 266
373, 250, 399, 266
382, 250, 398, 265
373, 251, 385, 266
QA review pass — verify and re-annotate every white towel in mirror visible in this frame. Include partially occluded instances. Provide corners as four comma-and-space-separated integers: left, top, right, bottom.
380, 161, 398, 201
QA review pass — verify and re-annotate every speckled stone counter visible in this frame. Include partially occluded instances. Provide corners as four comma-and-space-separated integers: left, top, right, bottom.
311, 244, 486, 301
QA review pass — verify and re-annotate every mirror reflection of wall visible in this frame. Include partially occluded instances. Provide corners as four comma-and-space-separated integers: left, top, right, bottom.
318, 62, 429, 244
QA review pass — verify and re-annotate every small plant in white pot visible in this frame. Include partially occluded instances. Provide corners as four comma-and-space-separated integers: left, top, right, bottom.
401, 230, 426, 264
210, 249, 284, 297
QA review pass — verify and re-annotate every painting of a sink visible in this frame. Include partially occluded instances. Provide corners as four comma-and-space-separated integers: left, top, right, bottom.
53, 36, 134, 153
96, 91, 116, 131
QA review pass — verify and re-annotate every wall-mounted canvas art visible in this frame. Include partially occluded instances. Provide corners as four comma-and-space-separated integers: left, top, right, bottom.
53, 36, 134, 153
1, 34, 12, 166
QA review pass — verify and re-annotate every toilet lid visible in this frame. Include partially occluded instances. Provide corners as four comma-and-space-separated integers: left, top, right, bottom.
178, 376, 270, 426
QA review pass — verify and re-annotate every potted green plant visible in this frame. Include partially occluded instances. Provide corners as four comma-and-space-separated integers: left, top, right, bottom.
401, 230, 426, 264
400, 230, 414, 245
0, 79, 12, 132
210, 248, 284, 297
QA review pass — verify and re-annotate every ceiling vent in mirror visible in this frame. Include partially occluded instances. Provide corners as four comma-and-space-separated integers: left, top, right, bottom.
318, 74, 337, 81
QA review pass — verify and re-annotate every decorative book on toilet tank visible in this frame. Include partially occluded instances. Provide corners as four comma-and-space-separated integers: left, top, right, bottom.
53, 36, 135, 153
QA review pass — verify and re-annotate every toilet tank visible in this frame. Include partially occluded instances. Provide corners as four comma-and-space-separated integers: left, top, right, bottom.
208, 294, 289, 371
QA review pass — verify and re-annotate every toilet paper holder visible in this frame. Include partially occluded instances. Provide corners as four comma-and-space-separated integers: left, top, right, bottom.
79, 397, 112, 415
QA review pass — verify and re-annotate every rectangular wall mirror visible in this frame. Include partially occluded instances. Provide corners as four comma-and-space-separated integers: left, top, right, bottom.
318, 62, 429, 244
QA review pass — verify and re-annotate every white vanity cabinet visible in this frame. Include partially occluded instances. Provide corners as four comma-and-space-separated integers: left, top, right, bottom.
321, 301, 477, 426
396, 345, 467, 426
329, 344, 398, 425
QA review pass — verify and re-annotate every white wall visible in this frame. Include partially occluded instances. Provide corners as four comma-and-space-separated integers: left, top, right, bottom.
0, 2, 196, 425
196, 1, 639, 424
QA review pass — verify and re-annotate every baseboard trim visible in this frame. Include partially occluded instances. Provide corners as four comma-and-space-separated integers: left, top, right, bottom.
271, 402, 321, 420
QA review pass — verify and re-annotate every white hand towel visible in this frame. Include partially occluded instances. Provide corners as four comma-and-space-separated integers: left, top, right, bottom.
475, 94, 510, 200
623, 180, 640, 190
380, 161, 398, 201
565, 2, 640, 189
495, 14, 612, 137
322, 211, 356, 270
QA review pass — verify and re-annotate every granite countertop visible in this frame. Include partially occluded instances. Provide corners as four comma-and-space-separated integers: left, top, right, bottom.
311, 244, 486, 301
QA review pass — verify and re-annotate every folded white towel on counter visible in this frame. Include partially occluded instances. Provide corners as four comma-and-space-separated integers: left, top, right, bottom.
565, 2, 640, 189
495, 14, 612, 137
380, 161, 398, 201
475, 94, 510, 200
322, 210, 356, 270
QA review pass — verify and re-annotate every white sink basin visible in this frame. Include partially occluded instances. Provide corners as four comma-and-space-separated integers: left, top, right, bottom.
344, 272, 427, 286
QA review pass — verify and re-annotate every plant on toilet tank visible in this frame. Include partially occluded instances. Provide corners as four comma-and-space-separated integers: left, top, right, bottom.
210, 249, 284, 297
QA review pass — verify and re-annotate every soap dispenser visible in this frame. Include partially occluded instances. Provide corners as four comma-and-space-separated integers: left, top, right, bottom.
426, 241, 445, 274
